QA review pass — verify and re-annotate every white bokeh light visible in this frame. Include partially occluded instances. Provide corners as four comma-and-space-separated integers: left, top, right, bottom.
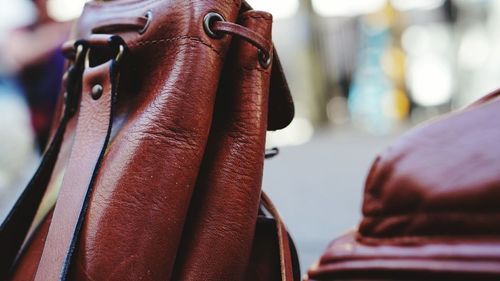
407, 55, 453, 107
391, 0, 445, 11
47, 0, 92, 22
247, 0, 299, 19
312, 0, 387, 17
458, 25, 491, 70
266, 117, 314, 147
0, 0, 36, 31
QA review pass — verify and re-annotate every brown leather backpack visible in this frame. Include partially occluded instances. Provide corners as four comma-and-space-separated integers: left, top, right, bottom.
0, 1, 300, 280
305, 91, 500, 281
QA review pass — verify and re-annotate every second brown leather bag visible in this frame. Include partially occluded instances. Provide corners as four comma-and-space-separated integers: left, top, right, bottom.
0, 1, 300, 280
305, 92, 500, 281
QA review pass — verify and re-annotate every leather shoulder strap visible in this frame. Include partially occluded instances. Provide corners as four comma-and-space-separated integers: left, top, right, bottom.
261, 192, 298, 281
34, 53, 120, 281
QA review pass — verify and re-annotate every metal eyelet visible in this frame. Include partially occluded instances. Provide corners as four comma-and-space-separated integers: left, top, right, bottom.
91, 84, 103, 100
203, 12, 225, 39
139, 10, 153, 34
258, 49, 272, 69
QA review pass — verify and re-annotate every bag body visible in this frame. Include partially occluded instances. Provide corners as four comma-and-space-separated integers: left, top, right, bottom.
1, 1, 299, 280
306, 91, 500, 281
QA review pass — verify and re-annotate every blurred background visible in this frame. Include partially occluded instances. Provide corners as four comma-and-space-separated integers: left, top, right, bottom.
1, 0, 500, 274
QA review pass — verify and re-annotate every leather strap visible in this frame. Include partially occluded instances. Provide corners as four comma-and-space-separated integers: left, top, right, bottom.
0, 46, 84, 278
212, 20, 272, 60
34, 56, 120, 281
261, 192, 295, 281
84, 9, 293, 130
83, 13, 272, 62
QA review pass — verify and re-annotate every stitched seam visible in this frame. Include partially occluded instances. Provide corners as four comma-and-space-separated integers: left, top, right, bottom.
363, 212, 500, 220
322, 254, 500, 261
130, 36, 222, 57
88, 0, 241, 11
86, 0, 162, 10
319, 256, 500, 266
357, 233, 500, 244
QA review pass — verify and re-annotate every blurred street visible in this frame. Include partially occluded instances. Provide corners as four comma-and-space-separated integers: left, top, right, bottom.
263, 125, 407, 272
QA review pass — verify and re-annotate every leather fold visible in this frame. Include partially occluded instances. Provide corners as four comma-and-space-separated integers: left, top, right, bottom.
172, 10, 273, 281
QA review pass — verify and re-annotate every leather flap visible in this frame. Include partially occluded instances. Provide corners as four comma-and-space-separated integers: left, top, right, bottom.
241, 1, 294, 131
268, 51, 295, 130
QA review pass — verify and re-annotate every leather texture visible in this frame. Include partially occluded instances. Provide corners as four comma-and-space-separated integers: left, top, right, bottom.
35, 58, 119, 281
171, 11, 273, 281
10, 211, 53, 281
4, 0, 299, 280
306, 91, 500, 280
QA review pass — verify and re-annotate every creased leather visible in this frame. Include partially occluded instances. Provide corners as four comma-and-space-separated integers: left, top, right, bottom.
306, 94, 500, 280
72, 1, 242, 280
172, 11, 272, 281
360, 96, 500, 239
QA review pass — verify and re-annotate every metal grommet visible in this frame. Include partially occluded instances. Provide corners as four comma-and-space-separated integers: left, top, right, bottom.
258, 49, 272, 69
203, 12, 225, 39
91, 84, 103, 100
139, 10, 153, 34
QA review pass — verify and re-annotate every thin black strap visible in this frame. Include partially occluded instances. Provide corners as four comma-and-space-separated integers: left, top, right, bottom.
0, 46, 85, 277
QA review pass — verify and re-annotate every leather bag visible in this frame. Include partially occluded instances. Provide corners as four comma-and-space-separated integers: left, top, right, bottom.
305, 91, 500, 281
0, 1, 300, 280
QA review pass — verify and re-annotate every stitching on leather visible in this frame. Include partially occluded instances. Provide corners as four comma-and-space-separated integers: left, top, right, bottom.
88, 0, 241, 11
132, 36, 222, 56
357, 233, 500, 244
363, 211, 500, 220
86, 0, 162, 10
